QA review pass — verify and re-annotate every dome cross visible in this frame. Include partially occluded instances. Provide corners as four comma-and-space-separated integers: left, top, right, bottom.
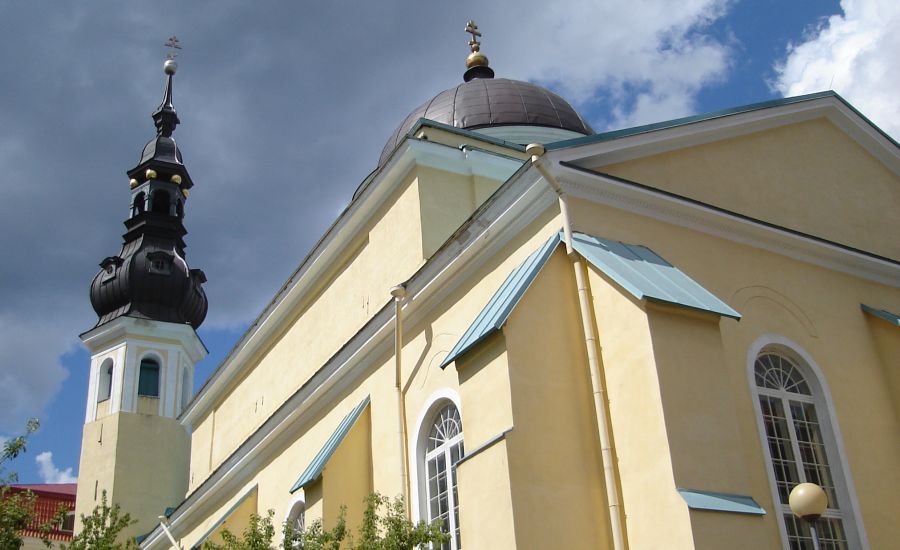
465, 21, 482, 53
165, 35, 182, 60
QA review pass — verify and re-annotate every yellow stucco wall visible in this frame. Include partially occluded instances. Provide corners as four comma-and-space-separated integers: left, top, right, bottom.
417, 166, 502, 258
76, 412, 189, 540
321, 406, 373, 532
587, 263, 697, 549
502, 249, 610, 549
598, 117, 900, 260
865, 315, 900, 423
645, 304, 771, 549
455, 440, 517, 549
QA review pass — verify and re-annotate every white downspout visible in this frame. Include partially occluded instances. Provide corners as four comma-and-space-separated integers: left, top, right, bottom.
390, 284, 411, 516
157, 516, 182, 550
526, 143, 625, 550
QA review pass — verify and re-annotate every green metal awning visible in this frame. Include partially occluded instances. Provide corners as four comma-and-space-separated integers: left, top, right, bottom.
440, 231, 741, 369
440, 235, 559, 369
289, 396, 370, 494
190, 485, 258, 549
861, 304, 900, 326
570, 232, 741, 320
678, 488, 766, 515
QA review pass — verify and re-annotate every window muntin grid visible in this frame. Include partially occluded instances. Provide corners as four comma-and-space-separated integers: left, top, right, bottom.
424, 404, 464, 549
754, 352, 849, 549
756, 353, 811, 395
783, 514, 848, 550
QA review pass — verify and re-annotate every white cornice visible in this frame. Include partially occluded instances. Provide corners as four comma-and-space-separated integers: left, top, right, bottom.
80, 316, 207, 363
555, 162, 900, 288
556, 95, 900, 177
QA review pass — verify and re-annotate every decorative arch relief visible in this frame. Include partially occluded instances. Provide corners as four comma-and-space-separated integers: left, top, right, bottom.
732, 285, 818, 338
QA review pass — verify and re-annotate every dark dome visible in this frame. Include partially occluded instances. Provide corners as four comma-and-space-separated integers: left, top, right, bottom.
379, 78, 593, 166
89, 224, 208, 330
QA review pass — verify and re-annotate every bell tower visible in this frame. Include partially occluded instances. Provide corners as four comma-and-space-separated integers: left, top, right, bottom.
75, 42, 208, 538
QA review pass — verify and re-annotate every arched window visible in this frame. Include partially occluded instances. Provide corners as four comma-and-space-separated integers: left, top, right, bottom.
132, 192, 146, 216
752, 348, 860, 549
138, 357, 160, 398
180, 368, 191, 411
423, 403, 464, 549
98, 358, 114, 402
285, 498, 305, 539
151, 190, 170, 215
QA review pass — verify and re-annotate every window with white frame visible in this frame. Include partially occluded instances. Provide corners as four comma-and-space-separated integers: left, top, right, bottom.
752, 350, 857, 549
138, 357, 160, 397
98, 358, 114, 402
424, 403, 464, 550
180, 367, 191, 412
285, 499, 305, 539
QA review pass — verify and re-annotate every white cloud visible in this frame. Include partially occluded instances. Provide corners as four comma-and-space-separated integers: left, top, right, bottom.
0, 312, 74, 433
773, 0, 900, 138
35, 451, 77, 484
487, 0, 733, 129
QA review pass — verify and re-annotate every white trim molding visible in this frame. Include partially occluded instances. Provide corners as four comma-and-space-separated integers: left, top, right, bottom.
554, 162, 899, 288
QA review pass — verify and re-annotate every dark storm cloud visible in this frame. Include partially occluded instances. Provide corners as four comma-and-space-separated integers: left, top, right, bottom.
0, 1, 738, 432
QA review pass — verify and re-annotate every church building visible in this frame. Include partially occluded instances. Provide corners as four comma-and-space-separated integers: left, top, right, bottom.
75, 24, 900, 550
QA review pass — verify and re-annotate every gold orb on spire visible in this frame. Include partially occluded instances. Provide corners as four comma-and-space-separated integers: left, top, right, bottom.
465, 20, 489, 69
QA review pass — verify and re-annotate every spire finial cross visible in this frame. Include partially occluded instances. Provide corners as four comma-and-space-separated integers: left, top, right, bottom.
465, 20, 482, 53
165, 36, 182, 60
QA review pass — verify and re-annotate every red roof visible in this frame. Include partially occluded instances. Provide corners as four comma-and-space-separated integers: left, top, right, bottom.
11, 483, 78, 497
7, 484, 77, 541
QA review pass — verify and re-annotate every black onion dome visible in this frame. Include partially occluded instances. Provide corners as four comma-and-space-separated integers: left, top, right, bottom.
379, 78, 594, 166
89, 232, 208, 329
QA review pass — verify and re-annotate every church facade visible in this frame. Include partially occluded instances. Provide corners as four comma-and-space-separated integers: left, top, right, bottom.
75, 27, 899, 550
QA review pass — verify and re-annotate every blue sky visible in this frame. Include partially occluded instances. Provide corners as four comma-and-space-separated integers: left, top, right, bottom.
1, 0, 897, 485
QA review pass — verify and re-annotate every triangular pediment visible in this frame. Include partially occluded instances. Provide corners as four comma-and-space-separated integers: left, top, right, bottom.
551, 93, 900, 262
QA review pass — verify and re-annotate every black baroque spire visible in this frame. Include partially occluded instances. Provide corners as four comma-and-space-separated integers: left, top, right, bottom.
89, 58, 207, 330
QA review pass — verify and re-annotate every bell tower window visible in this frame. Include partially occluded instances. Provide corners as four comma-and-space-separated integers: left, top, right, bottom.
147, 251, 174, 275
98, 358, 114, 402
180, 368, 191, 411
132, 192, 146, 216
151, 190, 171, 214
138, 358, 160, 398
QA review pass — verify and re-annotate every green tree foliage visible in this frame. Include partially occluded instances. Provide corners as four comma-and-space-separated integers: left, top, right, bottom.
0, 487, 36, 550
0, 418, 60, 550
60, 491, 137, 550
205, 510, 278, 550
204, 493, 446, 550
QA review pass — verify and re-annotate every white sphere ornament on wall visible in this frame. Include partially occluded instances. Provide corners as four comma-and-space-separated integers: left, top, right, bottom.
170, 174, 182, 185
145, 169, 157, 180
789, 483, 828, 521
129, 178, 139, 189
